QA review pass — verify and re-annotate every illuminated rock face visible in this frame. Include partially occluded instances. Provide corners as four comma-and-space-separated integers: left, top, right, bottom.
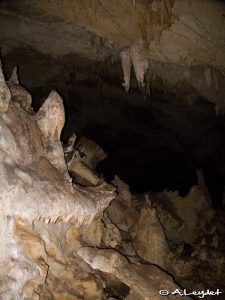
0, 63, 116, 299
0, 58, 225, 299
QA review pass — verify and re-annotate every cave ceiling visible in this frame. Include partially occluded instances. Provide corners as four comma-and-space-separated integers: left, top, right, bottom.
0, 0, 225, 112
0, 0, 225, 67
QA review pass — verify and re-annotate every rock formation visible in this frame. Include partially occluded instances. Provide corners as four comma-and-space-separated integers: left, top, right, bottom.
121, 41, 149, 96
0, 61, 116, 299
65, 135, 107, 186
0, 1, 225, 298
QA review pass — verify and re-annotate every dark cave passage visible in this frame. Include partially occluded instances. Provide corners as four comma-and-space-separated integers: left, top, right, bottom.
82, 124, 198, 196
80, 122, 223, 208
98, 148, 198, 197
3, 49, 225, 207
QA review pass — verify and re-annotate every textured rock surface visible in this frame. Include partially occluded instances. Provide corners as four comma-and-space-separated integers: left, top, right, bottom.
152, 185, 215, 243
0, 2, 225, 293
0, 62, 116, 299
0, 0, 225, 108
7, 66, 33, 113
66, 135, 107, 186
107, 176, 134, 232
78, 247, 192, 300
1, 0, 224, 69
131, 205, 172, 271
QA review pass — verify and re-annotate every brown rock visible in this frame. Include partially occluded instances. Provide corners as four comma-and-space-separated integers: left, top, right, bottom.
132, 205, 172, 272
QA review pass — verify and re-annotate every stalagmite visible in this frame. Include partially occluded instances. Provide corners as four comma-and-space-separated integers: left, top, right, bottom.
7, 66, 33, 113
0, 61, 116, 299
0, 61, 11, 112
196, 168, 211, 205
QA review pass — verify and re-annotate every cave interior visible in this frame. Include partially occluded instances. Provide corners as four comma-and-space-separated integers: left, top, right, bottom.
0, 0, 225, 299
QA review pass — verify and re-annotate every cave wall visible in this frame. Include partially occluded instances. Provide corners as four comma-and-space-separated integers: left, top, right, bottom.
0, 2, 225, 298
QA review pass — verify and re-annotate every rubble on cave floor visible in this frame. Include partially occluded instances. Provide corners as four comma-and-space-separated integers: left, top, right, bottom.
0, 60, 225, 299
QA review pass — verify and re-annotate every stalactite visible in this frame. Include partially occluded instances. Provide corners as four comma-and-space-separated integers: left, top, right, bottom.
214, 70, 219, 92
120, 42, 149, 96
130, 41, 149, 89
151, 0, 161, 12
120, 47, 131, 92
205, 67, 212, 88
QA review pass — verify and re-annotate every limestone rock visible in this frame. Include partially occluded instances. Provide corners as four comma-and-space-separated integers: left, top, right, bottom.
120, 48, 131, 92
0, 61, 116, 299
74, 135, 107, 170
7, 66, 33, 113
66, 135, 107, 185
152, 186, 215, 244
102, 214, 122, 248
69, 160, 101, 186
1, 0, 225, 105
80, 220, 103, 247
107, 176, 134, 232
0, 61, 11, 112
112, 175, 132, 208
131, 205, 172, 272
78, 247, 191, 300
